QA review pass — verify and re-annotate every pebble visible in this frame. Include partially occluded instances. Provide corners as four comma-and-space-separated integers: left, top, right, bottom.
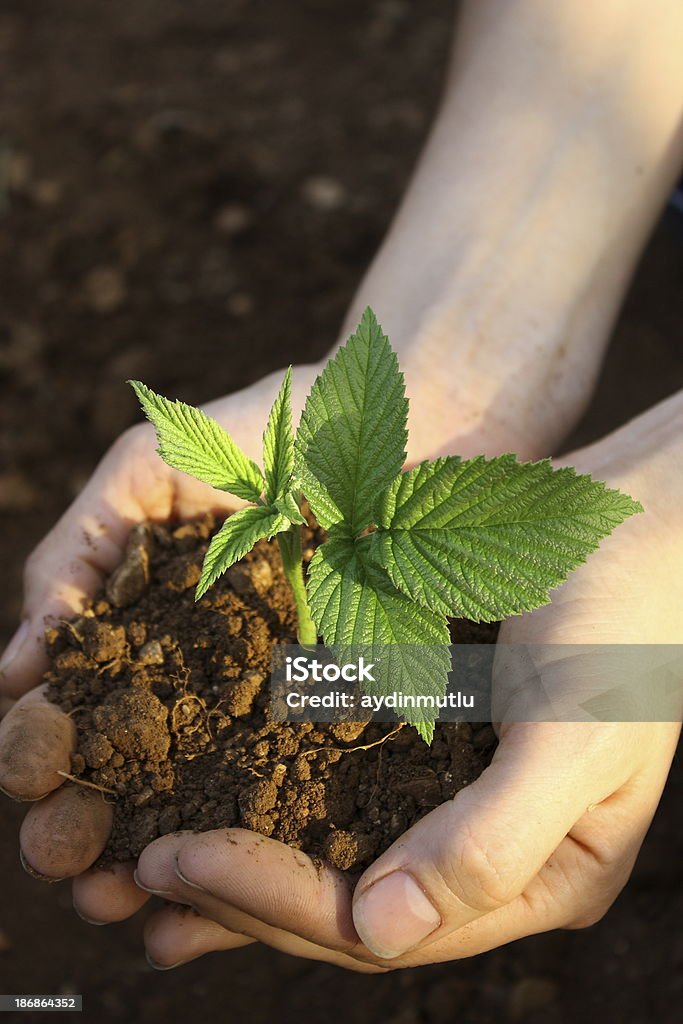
137, 640, 165, 666
227, 557, 272, 597
106, 528, 152, 608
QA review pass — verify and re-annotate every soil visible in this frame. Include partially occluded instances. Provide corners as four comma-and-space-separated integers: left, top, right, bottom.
46, 514, 497, 874
1, 1, 682, 1022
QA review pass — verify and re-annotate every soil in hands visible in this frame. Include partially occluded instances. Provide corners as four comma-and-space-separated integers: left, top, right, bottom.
46, 515, 498, 874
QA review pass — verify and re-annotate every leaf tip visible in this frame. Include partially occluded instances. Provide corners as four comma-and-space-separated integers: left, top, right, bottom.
413, 719, 435, 744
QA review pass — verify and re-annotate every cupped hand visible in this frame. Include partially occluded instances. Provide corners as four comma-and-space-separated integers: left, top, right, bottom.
0, 364, 325, 915
132, 391, 683, 970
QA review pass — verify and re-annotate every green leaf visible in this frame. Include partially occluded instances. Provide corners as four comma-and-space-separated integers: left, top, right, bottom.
263, 367, 294, 502
372, 455, 643, 621
414, 720, 435, 744
274, 490, 307, 526
294, 307, 408, 534
307, 533, 451, 735
130, 381, 264, 502
196, 506, 289, 600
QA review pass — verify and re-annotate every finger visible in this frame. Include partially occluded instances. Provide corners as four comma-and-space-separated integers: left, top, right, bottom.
172, 830, 358, 953
174, 883, 387, 972
136, 832, 385, 972
401, 776, 662, 967
0, 686, 75, 801
351, 722, 640, 960
0, 482, 132, 699
72, 862, 149, 925
144, 906, 254, 970
20, 784, 113, 880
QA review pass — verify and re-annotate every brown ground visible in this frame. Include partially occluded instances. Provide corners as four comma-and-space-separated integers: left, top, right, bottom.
1, 1, 682, 1021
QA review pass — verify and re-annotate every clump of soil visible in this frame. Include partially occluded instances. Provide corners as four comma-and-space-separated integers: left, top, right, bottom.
46, 515, 497, 873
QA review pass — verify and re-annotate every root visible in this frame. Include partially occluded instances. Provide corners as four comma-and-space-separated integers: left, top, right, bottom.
303, 723, 405, 758
171, 693, 208, 736
65, 706, 91, 719
57, 770, 116, 796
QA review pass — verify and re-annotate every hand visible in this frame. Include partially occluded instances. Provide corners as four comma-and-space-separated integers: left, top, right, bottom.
0, 364, 324, 916
131, 392, 682, 970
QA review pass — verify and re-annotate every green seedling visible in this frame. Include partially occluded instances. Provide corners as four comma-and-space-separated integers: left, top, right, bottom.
130, 308, 641, 741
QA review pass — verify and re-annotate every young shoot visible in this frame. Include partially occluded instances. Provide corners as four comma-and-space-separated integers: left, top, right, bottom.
130, 308, 641, 741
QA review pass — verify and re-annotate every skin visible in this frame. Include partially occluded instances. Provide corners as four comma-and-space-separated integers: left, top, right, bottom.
1, 0, 682, 973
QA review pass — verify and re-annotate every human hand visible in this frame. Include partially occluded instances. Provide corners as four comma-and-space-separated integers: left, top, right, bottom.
131, 391, 683, 970
0, 363, 329, 915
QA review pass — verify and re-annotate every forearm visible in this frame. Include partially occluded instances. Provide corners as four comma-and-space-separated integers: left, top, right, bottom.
341, 0, 683, 457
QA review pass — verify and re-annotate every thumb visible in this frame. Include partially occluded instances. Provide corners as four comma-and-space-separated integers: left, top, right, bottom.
351, 722, 636, 960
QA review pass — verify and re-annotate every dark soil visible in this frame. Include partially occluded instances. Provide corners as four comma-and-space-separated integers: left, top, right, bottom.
1, 1, 682, 1022
46, 514, 496, 874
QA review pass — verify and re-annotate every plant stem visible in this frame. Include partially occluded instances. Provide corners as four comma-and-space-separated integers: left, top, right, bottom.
277, 528, 318, 647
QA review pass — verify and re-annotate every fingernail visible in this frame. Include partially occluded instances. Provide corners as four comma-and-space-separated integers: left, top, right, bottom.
174, 854, 207, 893
145, 950, 186, 972
0, 782, 50, 804
19, 848, 65, 884
0, 620, 30, 676
133, 868, 176, 899
73, 903, 107, 926
353, 871, 441, 959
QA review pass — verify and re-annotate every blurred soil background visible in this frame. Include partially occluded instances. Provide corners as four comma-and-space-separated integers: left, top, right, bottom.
0, 2, 682, 1021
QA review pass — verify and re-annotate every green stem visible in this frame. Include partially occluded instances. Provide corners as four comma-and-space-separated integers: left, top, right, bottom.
277, 528, 318, 647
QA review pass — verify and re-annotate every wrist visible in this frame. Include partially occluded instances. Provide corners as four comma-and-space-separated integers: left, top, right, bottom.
335, 1, 683, 462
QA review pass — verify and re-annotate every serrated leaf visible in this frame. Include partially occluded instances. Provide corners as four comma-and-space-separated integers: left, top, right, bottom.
294, 307, 408, 533
414, 720, 435, 744
130, 381, 264, 502
372, 455, 643, 621
263, 367, 294, 502
274, 490, 307, 525
196, 506, 290, 600
307, 533, 450, 734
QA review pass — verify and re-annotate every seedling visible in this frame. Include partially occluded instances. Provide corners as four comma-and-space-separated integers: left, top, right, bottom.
130, 308, 641, 741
